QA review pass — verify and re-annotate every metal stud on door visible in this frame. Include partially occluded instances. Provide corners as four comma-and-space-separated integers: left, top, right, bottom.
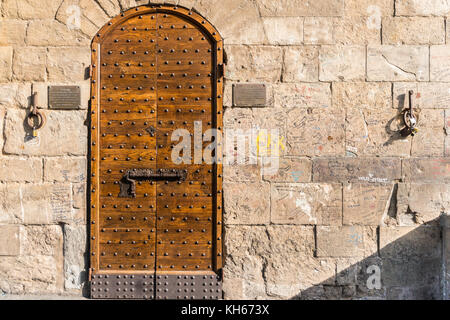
89, 4, 223, 300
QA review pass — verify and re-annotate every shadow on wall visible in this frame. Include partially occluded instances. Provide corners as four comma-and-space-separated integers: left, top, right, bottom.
297, 220, 444, 300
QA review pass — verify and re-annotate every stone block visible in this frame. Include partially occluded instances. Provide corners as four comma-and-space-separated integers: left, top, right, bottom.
393, 82, 450, 109
285, 107, 345, 157
257, 0, 344, 17
3, 109, 87, 156
0, 157, 42, 182
395, 0, 450, 16
26, 20, 89, 47
367, 45, 429, 81
274, 83, 331, 109
333, 16, 381, 45
319, 45, 366, 81
44, 158, 86, 183
262, 17, 303, 45
21, 225, 63, 256
2, 0, 61, 19
411, 109, 445, 157
333, 82, 391, 110
283, 46, 319, 82
47, 47, 91, 82
0, 83, 31, 108
0, 225, 20, 256
344, 0, 394, 15
64, 224, 87, 290
402, 158, 450, 183
225, 45, 283, 82
313, 158, 401, 182
304, 18, 333, 44
430, 45, 450, 81
0, 20, 27, 46
343, 183, 394, 225
316, 226, 377, 257
271, 183, 342, 225
345, 108, 410, 157
0, 46, 13, 82
263, 157, 312, 183
12, 47, 46, 81
224, 181, 270, 225
382, 17, 445, 45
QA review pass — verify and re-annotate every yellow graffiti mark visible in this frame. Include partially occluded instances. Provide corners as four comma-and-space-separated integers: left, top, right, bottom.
256, 131, 285, 156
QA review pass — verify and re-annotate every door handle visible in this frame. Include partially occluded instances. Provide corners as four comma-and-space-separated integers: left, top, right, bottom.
118, 168, 187, 198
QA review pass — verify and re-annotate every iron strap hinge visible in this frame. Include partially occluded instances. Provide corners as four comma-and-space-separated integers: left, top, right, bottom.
217, 63, 224, 78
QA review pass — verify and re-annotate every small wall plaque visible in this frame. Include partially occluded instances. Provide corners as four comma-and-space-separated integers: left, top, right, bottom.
48, 86, 81, 109
232, 84, 266, 107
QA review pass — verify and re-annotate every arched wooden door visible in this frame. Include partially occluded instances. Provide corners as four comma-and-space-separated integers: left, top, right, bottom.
89, 4, 223, 300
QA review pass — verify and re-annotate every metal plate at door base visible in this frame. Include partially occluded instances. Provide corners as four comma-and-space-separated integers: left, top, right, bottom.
155, 274, 222, 300
90, 274, 155, 299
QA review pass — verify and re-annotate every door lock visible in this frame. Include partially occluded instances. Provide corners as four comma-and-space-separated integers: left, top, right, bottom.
400, 90, 419, 137
118, 168, 187, 198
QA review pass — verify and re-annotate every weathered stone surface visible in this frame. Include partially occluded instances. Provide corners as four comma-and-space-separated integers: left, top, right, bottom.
44, 158, 86, 183
304, 18, 333, 44
21, 226, 63, 256
283, 46, 319, 82
346, 108, 410, 157
12, 47, 46, 81
0, 83, 31, 108
411, 109, 445, 157
0, 183, 73, 225
380, 226, 441, 299
396, 0, 450, 16
316, 226, 377, 257
26, 20, 89, 47
225, 45, 282, 82
96, 0, 121, 17
271, 183, 342, 225
344, 0, 394, 16
367, 45, 429, 81
382, 17, 445, 45
397, 183, 450, 225
223, 163, 261, 183
223, 225, 269, 299
343, 183, 394, 225
274, 83, 331, 108
71, 183, 86, 225
393, 82, 450, 109
257, 0, 344, 17
47, 47, 90, 82
313, 158, 402, 182
197, 0, 266, 45
263, 157, 311, 182
333, 16, 381, 45
3, 109, 87, 156
63, 224, 87, 290
285, 107, 345, 156
0, 157, 42, 182
333, 82, 391, 110
262, 17, 303, 45
0, 20, 27, 46
0, 46, 13, 82
2, 0, 62, 19
403, 158, 450, 183
224, 181, 270, 225
0, 255, 63, 294
319, 45, 366, 81
430, 45, 450, 81
0, 225, 20, 256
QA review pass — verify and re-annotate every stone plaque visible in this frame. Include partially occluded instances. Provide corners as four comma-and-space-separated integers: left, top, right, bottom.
48, 86, 81, 109
232, 83, 266, 107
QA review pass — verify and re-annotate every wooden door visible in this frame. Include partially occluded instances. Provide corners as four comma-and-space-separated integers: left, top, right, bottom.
89, 4, 223, 300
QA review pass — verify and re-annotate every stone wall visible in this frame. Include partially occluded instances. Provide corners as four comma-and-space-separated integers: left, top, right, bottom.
0, 0, 449, 299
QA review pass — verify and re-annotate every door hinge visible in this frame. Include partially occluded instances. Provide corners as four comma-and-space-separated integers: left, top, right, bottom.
217, 63, 224, 78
